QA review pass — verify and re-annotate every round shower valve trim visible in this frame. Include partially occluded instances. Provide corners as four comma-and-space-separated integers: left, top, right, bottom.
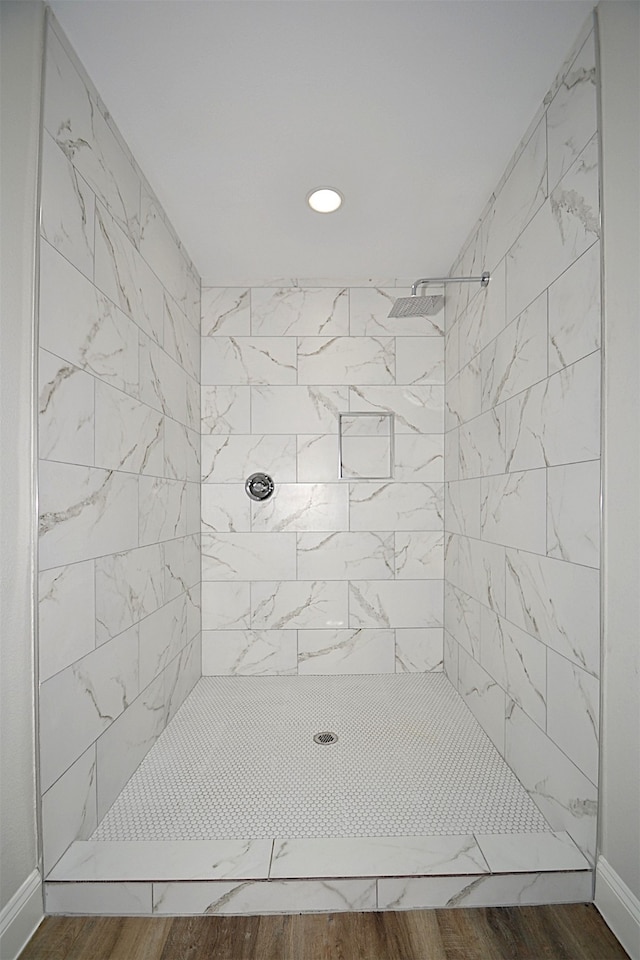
245, 472, 275, 501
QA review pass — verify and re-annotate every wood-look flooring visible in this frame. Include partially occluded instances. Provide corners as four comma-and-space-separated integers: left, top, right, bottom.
19, 904, 629, 960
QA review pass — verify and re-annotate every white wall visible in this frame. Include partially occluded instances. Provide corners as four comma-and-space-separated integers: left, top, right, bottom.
0, 2, 45, 954
596, 2, 640, 957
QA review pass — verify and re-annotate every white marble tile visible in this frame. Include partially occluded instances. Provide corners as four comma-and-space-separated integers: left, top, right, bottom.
444, 583, 481, 659
165, 634, 201, 724
445, 318, 459, 383
481, 607, 546, 729
42, 746, 97, 876
186, 479, 202, 536
507, 135, 600, 323
457, 259, 507, 369
445, 372, 462, 431
350, 287, 444, 337
94, 380, 164, 476
395, 629, 444, 673
251, 581, 348, 630
40, 241, 138, 396
39, 350, 95, 467
139, 334, 187, 425
40, 131, 95, 281
39, 624, 139, 791
505, 351, 600, 472
202, 630, 296, 676
201, 287, 251, 336
201, 385, 250, 434
548, 242, 600, 373
39, 561, 95, 680
298, 336, 394, 385
457, 646, 507, 754
165, 535, 200, 598
164, 293, 199, 381
297, 435, 341, 482
547, 32, 597, 191
446, 479, 481, 538
481, 292, 548, 412
251, 287, 349, 336
140, 191, 193, 312
350, 482, 443, 532
202, 532, 296, 581
505, 703, 597, 863
481, 469, 547, 554
138, 477, 187, 545
152, 878, 376, 915
201, 337, 297, 385
201, 434, 296, 483
201, 582, 251, 631
39, 461, 138, 569
95, 543, 164, 645
349, 385, 443, 434
505, 548, 599, 676
340, 436, 392, 480
139, 595, 187, 690
448, 535, 506, 616
378, 871, 592, 909
297, 532, 394, 580
46, 882, 153, 915
164, 419, 199, 482
456, 358, 483, 425
443, 631, 459, 687
252, 385, 347, 434
547, 460, 600, 567
251, 483, 349, 533
394, 435, 444, 482
298, 629, 395, 674
49, 839, 273, 881
186, 375, 201, 432
201, 484, 250, 533
395, 337, 445, 385
459, 407, 506, 479
392, 532, 441, 580
349, 580, 443, 629
547, 651, 599, 784
270, 836, 488, 879
444, 427, 459, 482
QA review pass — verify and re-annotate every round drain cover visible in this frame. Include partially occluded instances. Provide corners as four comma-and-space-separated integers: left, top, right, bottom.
313, 731, 338, 745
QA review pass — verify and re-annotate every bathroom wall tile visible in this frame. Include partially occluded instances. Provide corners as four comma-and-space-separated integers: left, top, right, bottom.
202, 533, 296, 582
298, 337, 394, 385
446, 479, 481, 539
40, 131, 95, 281
547, 650, 599, 784
445, 372, 462, 431
39, 561, 96, 680
395, 532, 444, 580
185, 375, 200, 432
548, 242, 600, 373
481, 292, 548, 412
507, 136, 599, 323
444, 583, 481, 660
252, 385, 348, 434
139, 333, 188, 424
481, 469, 547, 555
201, 337, 297, 385
201, 434, 296, 483
298, 628, 395, 675
444, 318, 459, 383
340, 435, 391, 480
251, 483, 349, 533
164, 420, 199, 482
456, 359, 483, 425
95, 543, 164, 645
94, 380, 164, 476
505, 351, 600, 472
165, 634, 201, 724
40, 241, 139, 396
297, 434, 340, 482
46, 882, 153, 915
481, 607, 547, 729
42, 746, 97, 875
448, 535, 506, 616
297, 532, 394, 580
39, 461, 138, 569
152, 878, 376, 915
394, 435, 444, 482
139, 477, 187, 545
185, 582, 202, 643
202, 582, 251, 631
459, 407, 506, 479
505, 703, 597, 863
185, 479, 202, 536
165, 534, 200, 598
39, 350, 95, 467
40, 624, 139, 792
164, 294, 199, 381
457, 259, 507, 369
395, 629, 444, 673
139, 595, 187, 690
349, 580, 443, 630
349, 385, 443, 434
140, 191, 192, 312
505, 548, 599, 676
377, 871, 592, 909
201, 288, 250, 336
546, 32, 597, 191
201, 386, 250, 434
251, 581, 348, 631
443, 631, 459, 687
547, 460, 600, 567
444, 428, 459, 482
251, 287, 349, 336
457, 646, 507, 754
395, 337, 444, 385
201, 484, 250, 533
475, 832, 588, 873
202, 630, 296, 676
349, 287, 444, 337
350, 482, 443, 532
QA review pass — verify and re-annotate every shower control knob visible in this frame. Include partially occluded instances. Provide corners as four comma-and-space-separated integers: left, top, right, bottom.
245, 472, 275, 502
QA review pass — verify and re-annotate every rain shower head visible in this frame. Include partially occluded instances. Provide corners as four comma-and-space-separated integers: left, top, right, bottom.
388, 272, 490, 319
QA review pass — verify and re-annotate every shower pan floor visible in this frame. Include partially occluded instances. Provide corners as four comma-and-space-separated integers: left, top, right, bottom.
94, 673, 549, 842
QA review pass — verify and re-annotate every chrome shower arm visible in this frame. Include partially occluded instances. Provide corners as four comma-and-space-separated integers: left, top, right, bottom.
410, 272, 490, 295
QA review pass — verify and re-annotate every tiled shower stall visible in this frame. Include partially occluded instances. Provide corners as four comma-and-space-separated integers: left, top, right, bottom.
37, 8, 601, 912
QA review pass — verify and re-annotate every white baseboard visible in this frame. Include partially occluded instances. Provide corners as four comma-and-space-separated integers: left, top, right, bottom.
0, 869, 43, 960
595, 856, 640, 960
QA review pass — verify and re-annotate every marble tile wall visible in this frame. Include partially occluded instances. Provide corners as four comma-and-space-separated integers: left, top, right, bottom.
443, 21, 601, 862
38, 17, 201, 876
201, 283, 445, 675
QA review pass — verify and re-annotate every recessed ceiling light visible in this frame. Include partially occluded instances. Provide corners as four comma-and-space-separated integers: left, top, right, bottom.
307, 187, 343, 213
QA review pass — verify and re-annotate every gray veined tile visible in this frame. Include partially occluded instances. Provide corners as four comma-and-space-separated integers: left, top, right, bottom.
201, 484, 250, 533
480, 469, 547, 555
139, 477, 187, 545
395, 629, 444, 673
548, 242, 601, 373
39, 349, 95, 467
457, 646, 507, 754
251, 385, 348, 435
140, 190, 193, 312
251, 484, 349, 533
546, 651, 599, 785
547, 460, 600, 568
297, 532, 394, 580
395, 531, 444, 579
39, 560, 96, 681
94, 380, 164, 476
202, 532, 296, 582
42, 746, 97, 875
395, 337, 445, 385
201, 435, 296, 483
95, 543, 165, 645
164, 293, 200, 381
298, 628, 395, 675
349, 482, 443, 532
350, 385, 444, 434
201, 386, 250, 434
201, 337, 297, 386
152, 879, 376, 915
201, 582, 251, 631
251, 580, 348, 630
251, 287, 349, 336
349, 580, 443, 630
202, 630, 296, 676
297, 336, 394, 385
377, 871, 592, 909
46, 882, 152, 916
350, 287, 444, 337
40, 131, 95, 281
546, 31, 598, 192
201, 288, 251, 336
481, 607, 547, 730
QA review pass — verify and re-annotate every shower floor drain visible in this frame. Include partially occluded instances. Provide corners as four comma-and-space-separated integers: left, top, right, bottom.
313, 731, 338, 745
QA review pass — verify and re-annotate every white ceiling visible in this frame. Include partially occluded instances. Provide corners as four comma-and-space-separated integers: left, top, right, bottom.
50, 0, 595, 284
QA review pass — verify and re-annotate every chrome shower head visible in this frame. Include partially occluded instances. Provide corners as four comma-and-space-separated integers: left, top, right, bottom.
387, 294, 444, 318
